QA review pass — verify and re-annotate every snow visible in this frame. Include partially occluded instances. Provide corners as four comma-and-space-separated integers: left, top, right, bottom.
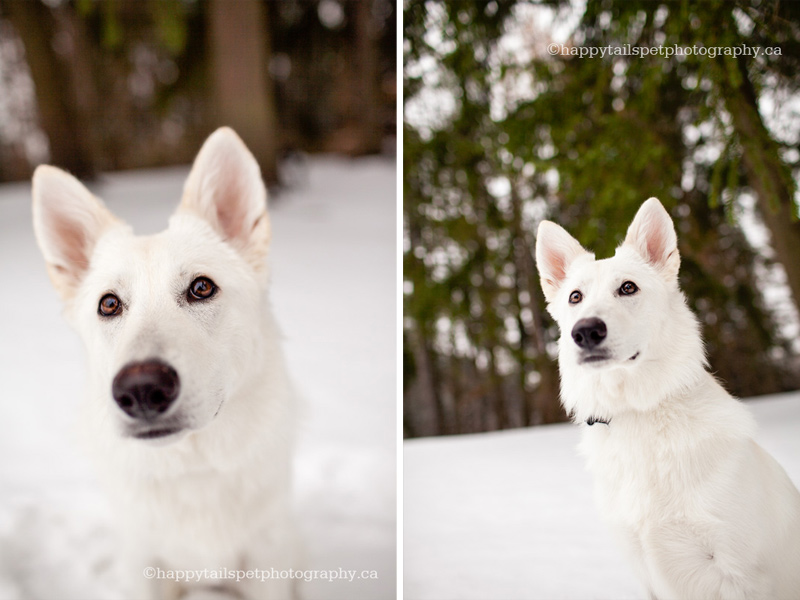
0, 157, 396, 600
404, 392, 800, 600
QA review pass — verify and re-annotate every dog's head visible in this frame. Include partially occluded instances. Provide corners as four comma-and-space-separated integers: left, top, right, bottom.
32, 128, 272, 444
536, 198, 703, 419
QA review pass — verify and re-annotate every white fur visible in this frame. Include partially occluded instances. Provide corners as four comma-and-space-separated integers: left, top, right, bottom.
536, 198, 800, 599
32, 128, 297, 600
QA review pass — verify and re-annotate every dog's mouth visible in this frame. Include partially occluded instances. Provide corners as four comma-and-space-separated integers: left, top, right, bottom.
133, 426, 182, 440
126, 419, 187, 443
579, 352, 611, 365
579, 351, 640, 366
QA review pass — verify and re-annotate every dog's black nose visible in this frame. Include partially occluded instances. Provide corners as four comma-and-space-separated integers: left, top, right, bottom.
112, 360, 180, 420
572, 318, 607, 350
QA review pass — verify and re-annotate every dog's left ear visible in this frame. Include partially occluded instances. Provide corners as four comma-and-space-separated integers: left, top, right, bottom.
177, 127, 270, 271
624, 197, 680, 280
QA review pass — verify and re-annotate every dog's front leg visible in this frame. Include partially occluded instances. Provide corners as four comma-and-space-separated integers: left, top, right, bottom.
238, 511, 300, 600
121, 552, 174, 600
117, 525, 180, 600
181, 586, 243, 600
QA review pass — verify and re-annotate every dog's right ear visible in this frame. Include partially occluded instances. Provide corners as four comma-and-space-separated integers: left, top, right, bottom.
623, 197, 680, 281
32, 166, 120, 301
535, 220, 589, 303
176, 127, 270, 273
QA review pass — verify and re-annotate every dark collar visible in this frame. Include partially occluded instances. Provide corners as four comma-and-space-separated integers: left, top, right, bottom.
586, 416, 610, 426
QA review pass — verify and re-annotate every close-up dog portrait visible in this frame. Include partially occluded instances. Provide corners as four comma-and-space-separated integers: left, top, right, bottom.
32, 128, 300, 599
403, 1, 800, 599
0, 2, 395, 600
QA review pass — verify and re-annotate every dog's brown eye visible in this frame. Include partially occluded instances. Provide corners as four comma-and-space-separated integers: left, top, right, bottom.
188, 276, 217, 302
569, 290, 583, 304
620, 281, 638, 295
98, 293, 122, 317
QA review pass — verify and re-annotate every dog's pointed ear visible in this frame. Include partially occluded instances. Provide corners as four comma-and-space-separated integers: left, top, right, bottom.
176, 127, 270, 270
624, 197, 680, 280
32, 165, 121, 301
535, 220, 590, 303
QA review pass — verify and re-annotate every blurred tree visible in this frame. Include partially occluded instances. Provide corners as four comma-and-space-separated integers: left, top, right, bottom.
708, 4, 800, 320
404, 0, 800, 438
207, 0, 279, 183
0, 0, 395, 181
349, 0, 383, 154
1, 0, 98, 178
405, 1, 563, 436
269, 0, 395, 155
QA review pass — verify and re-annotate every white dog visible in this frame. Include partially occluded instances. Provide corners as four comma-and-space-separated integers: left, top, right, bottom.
32, 128, 297, 600
535, 198, 800, 599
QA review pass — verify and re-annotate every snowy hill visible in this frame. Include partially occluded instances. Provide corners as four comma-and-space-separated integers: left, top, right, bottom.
0, 158, 396, 600
404, 392, 800, 600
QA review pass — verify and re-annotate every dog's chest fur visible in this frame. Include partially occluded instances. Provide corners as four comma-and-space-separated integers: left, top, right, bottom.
581, 375, 752, 523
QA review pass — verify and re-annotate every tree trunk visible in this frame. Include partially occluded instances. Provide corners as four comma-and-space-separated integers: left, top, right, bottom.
351, 0, 382, 155
510, 185, 562, 425
721, 56, 800, 316
406, 321, 445, 436
207, 0, 279, 184
486, 346, 506, 430
3, 0, 97, 178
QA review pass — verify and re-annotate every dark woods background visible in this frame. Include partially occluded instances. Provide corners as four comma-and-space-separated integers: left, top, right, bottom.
0, 0, 396, 184
404, 0, 800, 438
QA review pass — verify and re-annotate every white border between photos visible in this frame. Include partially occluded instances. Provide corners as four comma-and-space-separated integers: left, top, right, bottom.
395, 1, 404, 597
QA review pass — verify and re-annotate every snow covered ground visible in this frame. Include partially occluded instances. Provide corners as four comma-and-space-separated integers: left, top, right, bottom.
0, 157, 396, 600
404, 392, 800, 600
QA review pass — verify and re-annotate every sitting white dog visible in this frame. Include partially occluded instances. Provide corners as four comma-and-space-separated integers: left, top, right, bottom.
536, 198, 800, 599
